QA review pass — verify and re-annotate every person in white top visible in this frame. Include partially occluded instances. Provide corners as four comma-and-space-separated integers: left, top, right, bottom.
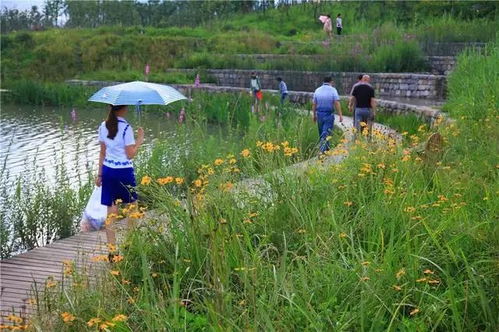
336, 14, 343, 35
95, 104, 144, 248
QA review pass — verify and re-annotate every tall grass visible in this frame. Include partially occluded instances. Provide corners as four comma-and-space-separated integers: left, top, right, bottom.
1, 8, 496, 83
0, 149, 93, 258
0, 92, 327, 258
25, 47, 498, 330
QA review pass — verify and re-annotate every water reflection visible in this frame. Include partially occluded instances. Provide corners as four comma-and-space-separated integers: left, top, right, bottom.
0, 104, 180, 186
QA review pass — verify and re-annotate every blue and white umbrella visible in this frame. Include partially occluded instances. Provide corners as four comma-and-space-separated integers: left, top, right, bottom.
88, 81, 187, 107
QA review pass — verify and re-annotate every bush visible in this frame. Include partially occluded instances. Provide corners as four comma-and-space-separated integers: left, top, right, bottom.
371, 40, 428, 72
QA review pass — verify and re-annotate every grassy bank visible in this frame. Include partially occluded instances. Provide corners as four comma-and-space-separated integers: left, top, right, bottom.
1, 4, 496, 83
16, 46, 498, 330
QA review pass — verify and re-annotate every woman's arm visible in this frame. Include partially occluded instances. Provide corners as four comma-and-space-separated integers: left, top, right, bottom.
125, 127, 144, 159
95, 142, 106, 186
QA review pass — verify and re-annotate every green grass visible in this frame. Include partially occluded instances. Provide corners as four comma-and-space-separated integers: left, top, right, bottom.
1, 4, 496, 83
21, 46, 498, 331
0, 92, 328, 259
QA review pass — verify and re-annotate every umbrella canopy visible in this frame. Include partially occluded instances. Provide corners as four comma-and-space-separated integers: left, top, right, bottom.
318, 15, 328, 24
88, 81, 187, 106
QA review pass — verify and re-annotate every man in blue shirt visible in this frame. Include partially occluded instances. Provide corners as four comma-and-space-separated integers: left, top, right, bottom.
312, 77, 343, 154
277, 77, 288, 104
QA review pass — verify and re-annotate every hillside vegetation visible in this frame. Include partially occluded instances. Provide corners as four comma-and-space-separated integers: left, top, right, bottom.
1, 2, 497, 84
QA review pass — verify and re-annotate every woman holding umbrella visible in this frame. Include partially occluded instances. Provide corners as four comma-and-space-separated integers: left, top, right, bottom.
88, 81, 187, 254
95, 105, 144, 248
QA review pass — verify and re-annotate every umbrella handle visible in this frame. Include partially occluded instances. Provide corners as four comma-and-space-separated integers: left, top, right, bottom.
135, 101, 142, 126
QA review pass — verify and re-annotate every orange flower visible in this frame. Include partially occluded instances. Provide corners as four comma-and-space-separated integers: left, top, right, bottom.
409, 308, 420, 316
175, 177, 184, 185
61, 312, 76, 323
112, 314, 128, 322
392, 285, 402, 291
87, 318, 102, 327
141, 176, 152, 185
214, 158, 224, 166
396, 268, 406, 279
240, 149, 251, 158
111, 255, 124, 263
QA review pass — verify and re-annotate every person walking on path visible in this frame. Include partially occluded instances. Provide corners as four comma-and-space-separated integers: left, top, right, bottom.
312, 77, 343, 154
336, 14, 343, 35
277, 77, 288, 105
351, 75, 376, 138
323, 14, 333, 39
349, 74, 364, 117
250, 72, 262, 113
95, 105, 144, 249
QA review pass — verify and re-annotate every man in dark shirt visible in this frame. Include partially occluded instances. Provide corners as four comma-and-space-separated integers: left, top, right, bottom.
351, 75, 376, 138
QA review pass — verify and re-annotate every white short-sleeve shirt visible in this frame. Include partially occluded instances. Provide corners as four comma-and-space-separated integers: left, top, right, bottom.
98, 116, 135, 169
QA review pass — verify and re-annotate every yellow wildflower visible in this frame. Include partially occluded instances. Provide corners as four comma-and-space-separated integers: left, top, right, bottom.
46, 278, 57, 288
7, 314, 23, 324
141, 176, 152, 185
360, 276, 370, 281
63, 260, 73, 276
409, 308, 420, 316
343, 201, 353, 207
339, 232, 348, 239
110, 270, 120, 276
87, 318, 101, 327
112, 255, 124, 263
229, 158, 237, 164
112, 314, 128, 322
392, 285, 402, 291
423, 269, 434, 275
175, 177, 184, 185
396, 268, 406, 279
114, 199, 123, 204
240, 149, 251, 158
214, 158, 224, 166
416, 277, 427, 283
100, 321, 115, 330
361, 261, 370, 266
220, 182, 234, 192
107, 243, 117, 253
193, 179, 203, 188
61, 312, 76, 323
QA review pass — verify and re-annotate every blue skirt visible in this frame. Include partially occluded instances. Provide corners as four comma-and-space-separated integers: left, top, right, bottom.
101, 165, 137, 206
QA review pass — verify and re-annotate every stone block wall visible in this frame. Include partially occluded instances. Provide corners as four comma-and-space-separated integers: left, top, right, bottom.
426, 56, 457, 75
168, 69, 447, 100
65, 80, 442, 121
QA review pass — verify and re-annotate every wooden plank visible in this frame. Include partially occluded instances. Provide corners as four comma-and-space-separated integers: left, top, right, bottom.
0, 221, 129, 320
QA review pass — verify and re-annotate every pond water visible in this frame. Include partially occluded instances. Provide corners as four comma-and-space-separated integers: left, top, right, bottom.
0, 104, 182, 185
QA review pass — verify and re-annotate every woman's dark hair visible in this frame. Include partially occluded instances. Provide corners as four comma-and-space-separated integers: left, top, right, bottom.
106, 105, 125, 139
277, 77, 282, 81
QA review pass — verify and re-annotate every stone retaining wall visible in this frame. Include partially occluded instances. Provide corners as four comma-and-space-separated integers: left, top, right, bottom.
167, 69, 447, 99
174, 85, 442, 120
228, 53, 456, 75
66, 79, 442, 121
426, 56, 457, 75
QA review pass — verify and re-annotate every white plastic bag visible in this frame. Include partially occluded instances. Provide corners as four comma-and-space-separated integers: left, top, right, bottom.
80, 186, 107, 232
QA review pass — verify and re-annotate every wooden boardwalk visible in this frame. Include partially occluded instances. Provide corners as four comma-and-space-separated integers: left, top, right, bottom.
0, 228, 111, 321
